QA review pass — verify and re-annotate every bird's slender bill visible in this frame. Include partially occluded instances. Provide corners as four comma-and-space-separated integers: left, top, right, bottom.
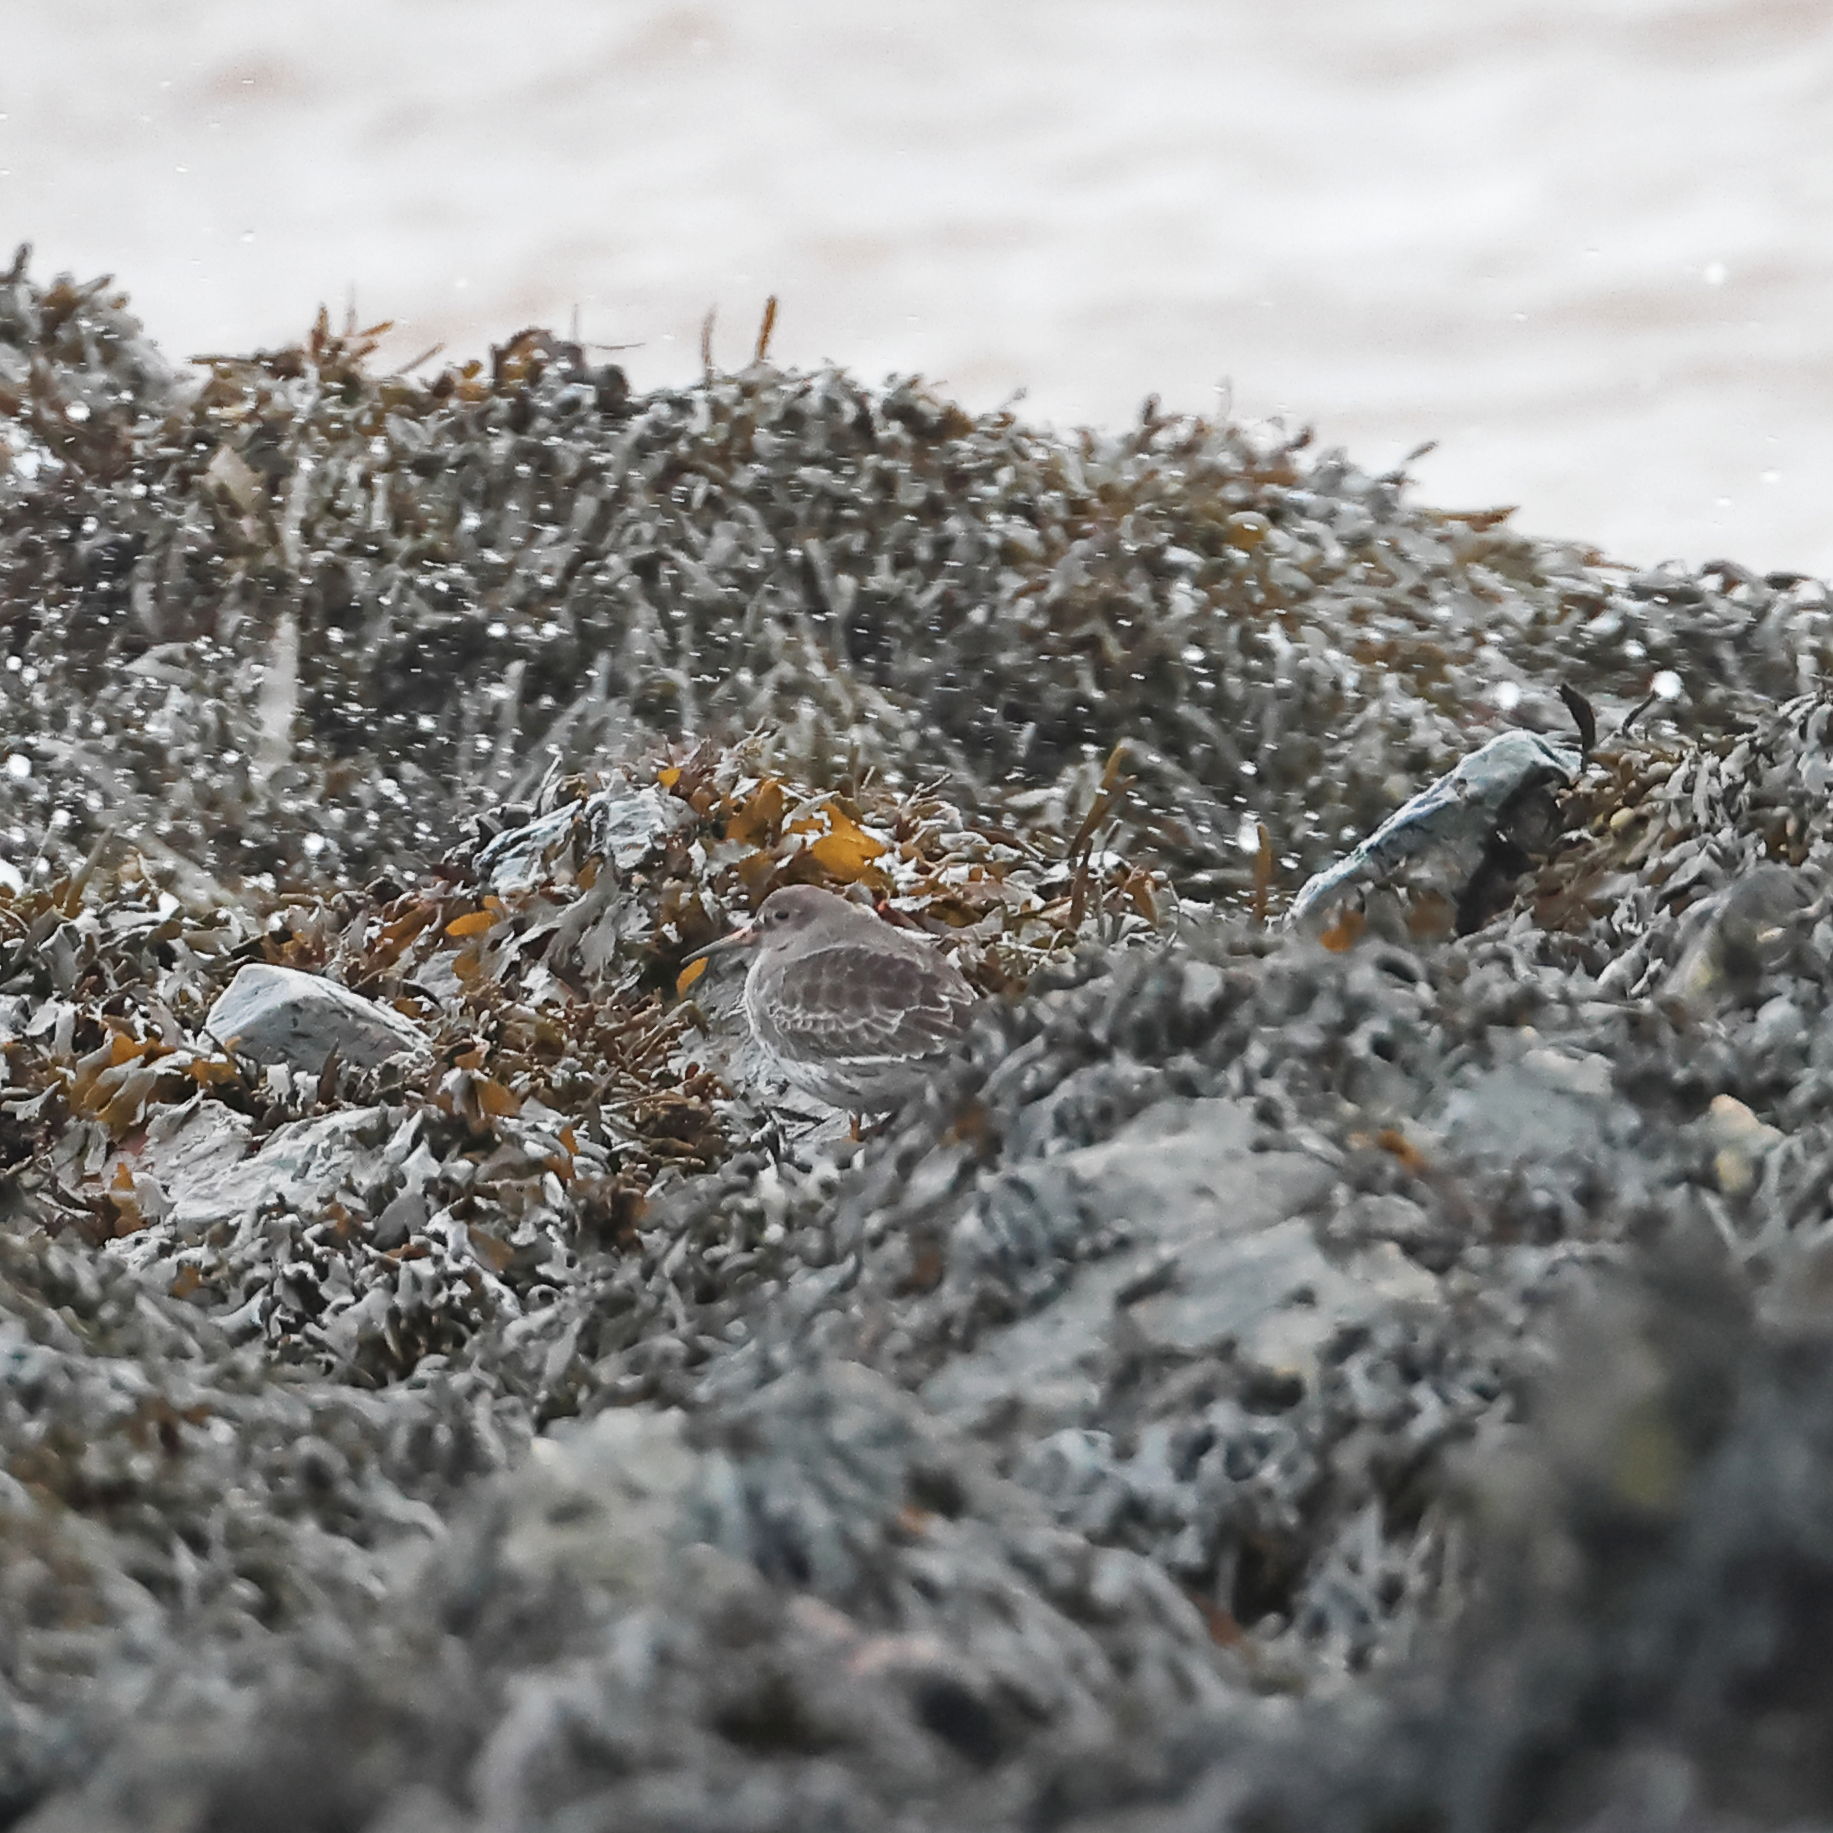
683, 923, 759, 964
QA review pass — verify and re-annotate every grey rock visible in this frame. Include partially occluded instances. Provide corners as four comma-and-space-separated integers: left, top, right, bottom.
116, 1102, 396, 1240
203, 963, 429, 1071
925, 1098, 1345, 1428
1122, 1221, 1438, 1368
1660, 863, 1815, 1007
1751, 994, 1808, 1058
1434, 1046, 1620, 1167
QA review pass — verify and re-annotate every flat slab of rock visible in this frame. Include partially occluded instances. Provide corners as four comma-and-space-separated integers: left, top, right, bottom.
923, 1097, 1408, 1434
1433, 1045, 1618, 1167
203, 963, 429, 1072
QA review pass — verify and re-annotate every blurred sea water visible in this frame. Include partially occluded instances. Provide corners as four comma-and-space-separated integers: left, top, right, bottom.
8, 0, 1830, 571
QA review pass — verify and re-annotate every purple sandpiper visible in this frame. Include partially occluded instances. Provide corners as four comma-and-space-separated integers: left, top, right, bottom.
686, 884, 978, 1113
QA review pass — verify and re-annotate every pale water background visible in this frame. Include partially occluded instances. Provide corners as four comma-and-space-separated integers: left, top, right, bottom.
8, 0, 1830, 572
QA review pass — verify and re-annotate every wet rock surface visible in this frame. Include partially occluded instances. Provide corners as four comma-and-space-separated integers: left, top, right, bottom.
4, 257, 1833, 1830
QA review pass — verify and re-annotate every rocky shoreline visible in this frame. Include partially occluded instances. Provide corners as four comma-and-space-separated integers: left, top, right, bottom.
4, 254, 1833, 1830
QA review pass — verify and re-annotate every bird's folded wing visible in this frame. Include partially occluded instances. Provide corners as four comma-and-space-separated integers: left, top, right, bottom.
768, 942, 975, 1063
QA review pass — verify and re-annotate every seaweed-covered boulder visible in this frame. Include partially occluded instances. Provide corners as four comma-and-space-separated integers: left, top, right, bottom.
9, 254, 1833, 1833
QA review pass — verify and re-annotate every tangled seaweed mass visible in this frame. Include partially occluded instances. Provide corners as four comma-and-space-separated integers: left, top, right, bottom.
5, 251, 1833, 1830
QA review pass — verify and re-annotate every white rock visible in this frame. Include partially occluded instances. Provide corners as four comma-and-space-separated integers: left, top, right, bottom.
203, 963, 429, 1072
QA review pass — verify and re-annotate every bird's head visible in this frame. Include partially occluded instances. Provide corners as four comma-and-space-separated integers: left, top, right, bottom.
684, 884, 861, 962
